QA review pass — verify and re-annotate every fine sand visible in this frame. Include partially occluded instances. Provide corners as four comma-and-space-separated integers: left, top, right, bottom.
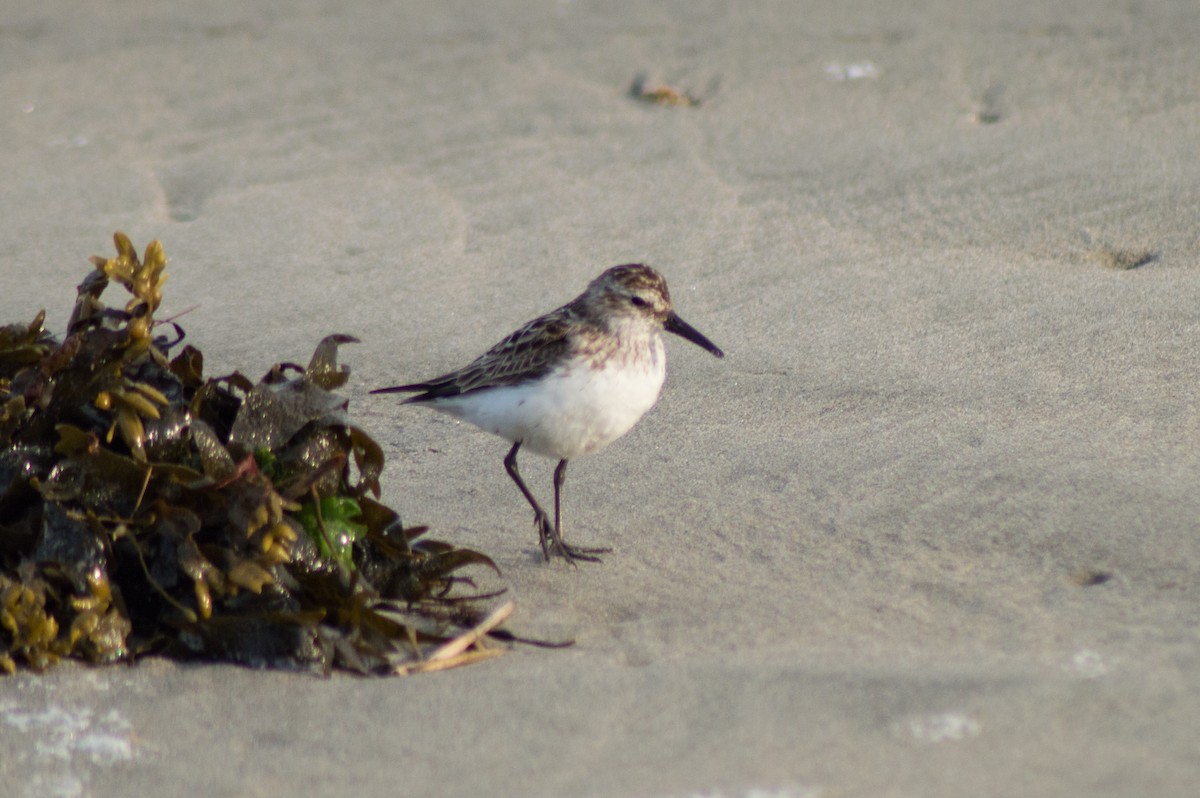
2, 2, 1199, 796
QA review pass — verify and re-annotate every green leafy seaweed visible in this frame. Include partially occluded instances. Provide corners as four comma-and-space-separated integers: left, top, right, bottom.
296, 496, 367, 569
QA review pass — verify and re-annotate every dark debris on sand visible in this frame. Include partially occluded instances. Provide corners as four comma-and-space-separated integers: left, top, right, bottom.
0, 233, 520, 676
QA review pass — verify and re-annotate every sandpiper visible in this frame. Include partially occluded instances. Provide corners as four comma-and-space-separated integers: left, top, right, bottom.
371, 264, 724, 563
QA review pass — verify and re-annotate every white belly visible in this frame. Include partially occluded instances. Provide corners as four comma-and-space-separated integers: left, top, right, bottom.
426, 345, 667, 460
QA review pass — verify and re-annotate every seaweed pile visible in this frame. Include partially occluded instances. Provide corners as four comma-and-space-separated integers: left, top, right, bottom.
0, 233, 513, 675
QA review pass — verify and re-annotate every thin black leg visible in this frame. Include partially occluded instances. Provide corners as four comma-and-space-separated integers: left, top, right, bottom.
553, 459, 568, 539
503, 442, 554, 561
503, 444, 610, 564
550, 457, 611, 563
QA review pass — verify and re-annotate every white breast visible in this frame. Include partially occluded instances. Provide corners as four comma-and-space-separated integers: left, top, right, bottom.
427, 337, 667, 460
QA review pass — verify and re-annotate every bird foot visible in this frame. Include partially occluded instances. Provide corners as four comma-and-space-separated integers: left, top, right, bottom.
535, 513, 611, 565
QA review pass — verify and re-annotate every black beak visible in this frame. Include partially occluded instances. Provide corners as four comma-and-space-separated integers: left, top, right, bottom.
664, 311, 724, 358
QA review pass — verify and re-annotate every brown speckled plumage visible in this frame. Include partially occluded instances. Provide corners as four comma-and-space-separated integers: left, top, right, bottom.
371, 263, 722, 564
383, 264, 675, 401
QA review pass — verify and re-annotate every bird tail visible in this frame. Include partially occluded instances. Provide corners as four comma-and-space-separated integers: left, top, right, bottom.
369, 384, 425, 395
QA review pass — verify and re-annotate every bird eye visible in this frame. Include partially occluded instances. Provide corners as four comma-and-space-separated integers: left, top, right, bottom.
630, 296, 648, 308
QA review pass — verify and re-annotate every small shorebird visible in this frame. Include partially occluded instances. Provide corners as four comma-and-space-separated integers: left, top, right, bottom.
371, 264, 724, 563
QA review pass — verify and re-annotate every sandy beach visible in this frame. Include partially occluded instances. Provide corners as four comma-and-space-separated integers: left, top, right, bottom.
2, 1, 1199, 796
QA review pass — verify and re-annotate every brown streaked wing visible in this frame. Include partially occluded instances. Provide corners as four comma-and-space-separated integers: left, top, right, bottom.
402, 311, 575, 401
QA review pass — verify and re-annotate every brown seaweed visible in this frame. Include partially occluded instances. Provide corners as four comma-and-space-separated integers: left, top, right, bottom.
0, 233, 511, 675
629, 73, 707, 107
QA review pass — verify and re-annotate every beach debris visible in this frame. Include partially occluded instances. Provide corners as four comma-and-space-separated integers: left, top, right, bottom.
903, 712, 982, 743
1066, 648, 1110, 678
1086, 247, 1157, 271
823, 61, 880, 81
394, 599, 512, 675
972, 82, 1005, 124
0, 233, 516, 675
1069, 567, 1113, 587
629, 73, 709, 107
